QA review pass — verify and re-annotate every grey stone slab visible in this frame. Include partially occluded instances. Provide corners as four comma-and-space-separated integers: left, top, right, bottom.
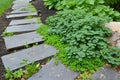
12, 6, 33, 11
9, 18, 39, 26
10, 11, 31, 14
12, 4, 30, 10
3, 32, 44, 50
6, 12, 37, 19
5, 24, 41, 33
13, 0, 31, 4
116, 40, 120, 48
12, 5, 34, 10
1, 44, 58, 70
28, 58, 79, 80
92, 67, 120, 80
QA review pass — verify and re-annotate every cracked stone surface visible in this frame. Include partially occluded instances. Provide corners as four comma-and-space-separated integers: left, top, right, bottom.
3, 32, 44, 50
28, 58, 79, 80
92, 67, 120, 80
5, 23, 41, 33
1, 44, 58, 70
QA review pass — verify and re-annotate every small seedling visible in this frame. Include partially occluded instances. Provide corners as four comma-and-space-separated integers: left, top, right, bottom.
25, 43, 30, 49
5, 68, 23, 80
2, 32, 14, 37
5, 59, 41, 80
33, 42, 39, 47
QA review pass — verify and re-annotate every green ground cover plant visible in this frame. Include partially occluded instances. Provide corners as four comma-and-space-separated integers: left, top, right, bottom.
5, 60, 40, 80
46, 8, 120, 66
2, 32, 14, 37
36, 24, 106, 79
40, 0, 120, 79
44, 0, 120, 10
0, 0, 13, 15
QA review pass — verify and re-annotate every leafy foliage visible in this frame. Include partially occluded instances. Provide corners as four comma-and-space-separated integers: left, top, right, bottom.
5, 68, 23, 80
44, 0, 104, 10
46, 9, 120, 66
101, 47, 120, 66
105, 0, 120, 6
5, 60, 40, 80
2, 32, 14, 37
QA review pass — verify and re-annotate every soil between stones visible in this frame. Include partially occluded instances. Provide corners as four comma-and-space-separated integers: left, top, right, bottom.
0, 0, 56, 80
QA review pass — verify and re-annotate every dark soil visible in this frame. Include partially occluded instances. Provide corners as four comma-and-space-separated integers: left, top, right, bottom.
0, 0, 56, 80
32, 0, 56, 23
0, 9, 11, 80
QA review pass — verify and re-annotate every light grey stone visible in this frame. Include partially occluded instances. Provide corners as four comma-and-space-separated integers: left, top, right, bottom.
9, 18, 40, 26
5, 24, 41, 33
12, 4, 34, 10
116, 40, 120, 48
109, 32, 120, 42
105, 22, 120, 32
3, 32, 44, 50
10, 10, 31, 14
92, 67, 120, 80
13, 0, 31, 4
12, 4, 30, 10
28, 58, 79, 80
12, 6, 33, 12
6, 12, 37, 19
1, 44, 58, 70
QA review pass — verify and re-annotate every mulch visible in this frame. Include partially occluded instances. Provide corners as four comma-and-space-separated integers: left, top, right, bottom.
0, 0, 56, 80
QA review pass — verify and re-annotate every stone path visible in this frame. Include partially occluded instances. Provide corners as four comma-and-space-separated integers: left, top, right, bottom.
1, 0, 79, 80
2, 44, 58, 70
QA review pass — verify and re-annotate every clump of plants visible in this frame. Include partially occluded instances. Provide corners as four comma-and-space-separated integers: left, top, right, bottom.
38, 9, 120, 79
44, 0, 120, 11
43, 0, 105, 10
46, 9, 120, 66
2, 32, 14, 37
41, 0, 120, 79
5, 60, 40, 80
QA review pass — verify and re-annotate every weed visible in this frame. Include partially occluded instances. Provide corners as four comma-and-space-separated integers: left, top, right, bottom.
2, 32, 14, 37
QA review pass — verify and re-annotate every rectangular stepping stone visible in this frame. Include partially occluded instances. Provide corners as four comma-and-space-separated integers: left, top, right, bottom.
12, 4, 34, 10
12, 6, 34, 11
12, 4, 30, 10
5, 24, 41, 33
9, 18, 40, 26
3, 32, 44, 50
6, 12, 37, 19
1, 44, 58, 70
10, 11, 31, 14
13, 0, 31, 4
28, 58, 79, 80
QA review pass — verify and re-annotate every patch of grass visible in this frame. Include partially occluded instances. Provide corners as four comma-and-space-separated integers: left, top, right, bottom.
0, 0, 13, 15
